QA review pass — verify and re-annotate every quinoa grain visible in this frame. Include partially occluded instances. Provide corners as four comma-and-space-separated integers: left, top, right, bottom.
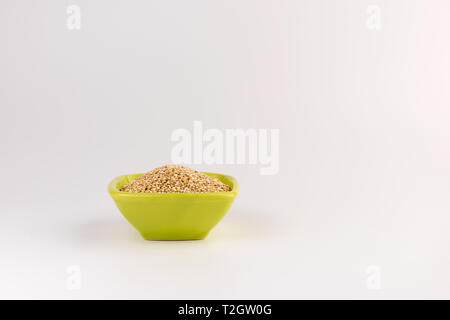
120, 165, 231, 193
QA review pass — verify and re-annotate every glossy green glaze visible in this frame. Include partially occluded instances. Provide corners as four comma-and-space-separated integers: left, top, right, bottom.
108, 172, 239, 240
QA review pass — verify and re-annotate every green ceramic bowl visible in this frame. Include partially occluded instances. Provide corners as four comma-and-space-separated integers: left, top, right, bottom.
108, 172, 239, 240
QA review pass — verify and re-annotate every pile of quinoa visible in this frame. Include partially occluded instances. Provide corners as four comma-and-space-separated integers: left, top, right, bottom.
120, 165, 231, 193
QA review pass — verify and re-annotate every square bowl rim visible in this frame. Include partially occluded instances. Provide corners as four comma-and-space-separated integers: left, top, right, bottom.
108, 171, 239, 198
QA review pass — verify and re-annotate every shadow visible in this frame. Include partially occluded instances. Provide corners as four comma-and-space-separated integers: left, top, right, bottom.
62, 210, 279, 246
61, 214, 142, 247
207, 211, 279, 241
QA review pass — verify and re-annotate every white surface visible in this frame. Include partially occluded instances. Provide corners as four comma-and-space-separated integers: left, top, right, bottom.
1, 0, 450, 299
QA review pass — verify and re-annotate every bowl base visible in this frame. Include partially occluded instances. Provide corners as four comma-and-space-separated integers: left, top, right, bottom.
140, 232, 209, 241
143, 237, 205, 241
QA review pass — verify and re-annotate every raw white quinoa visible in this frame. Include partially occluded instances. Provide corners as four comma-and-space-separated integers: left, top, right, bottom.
120, 165, 231, 193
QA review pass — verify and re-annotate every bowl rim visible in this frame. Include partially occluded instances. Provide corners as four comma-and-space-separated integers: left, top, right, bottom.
108, 171, 239, 198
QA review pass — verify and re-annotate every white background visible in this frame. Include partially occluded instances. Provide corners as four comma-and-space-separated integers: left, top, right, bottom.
0, 0, 449, 299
